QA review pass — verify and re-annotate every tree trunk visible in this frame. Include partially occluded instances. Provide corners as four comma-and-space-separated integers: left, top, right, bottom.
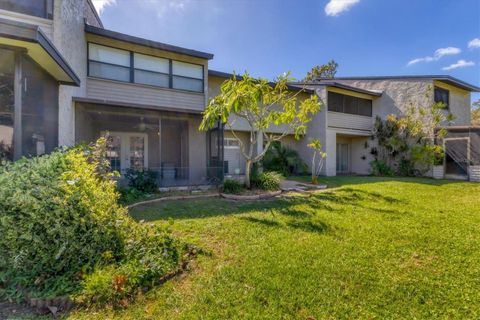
245, 159, 252, 189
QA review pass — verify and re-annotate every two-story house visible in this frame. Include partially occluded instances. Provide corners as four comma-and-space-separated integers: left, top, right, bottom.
0, 0, 478, 185
0, 0, 224, 186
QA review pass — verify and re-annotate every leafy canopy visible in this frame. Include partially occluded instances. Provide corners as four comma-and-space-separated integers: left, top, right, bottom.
200, 72, 320, 141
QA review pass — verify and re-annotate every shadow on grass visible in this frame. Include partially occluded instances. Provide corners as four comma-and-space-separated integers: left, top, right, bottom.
240, 216, 330, 234
131, 180, 411, 222
288, 175, 466, 188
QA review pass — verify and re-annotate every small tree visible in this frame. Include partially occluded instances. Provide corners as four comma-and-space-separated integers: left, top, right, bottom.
307, 139, 327, 184
373, 88, 455, 174
472, 99, 480, 126
304, 60, 338, 81
200, 67, 335, 188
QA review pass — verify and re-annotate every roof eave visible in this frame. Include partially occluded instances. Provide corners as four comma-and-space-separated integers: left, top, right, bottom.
0, 18, 80, 86
208, 70, 315, 94
85, 24, 214, 60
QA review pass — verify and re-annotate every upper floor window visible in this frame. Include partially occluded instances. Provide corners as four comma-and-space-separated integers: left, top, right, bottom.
172, 61, 204, 92
0, 0, 53, 19
328, 91, 372, 117
134, 53, 169, 87
89, 44, 130, 82
434, 86, 449, 108
87, 43, 204, 93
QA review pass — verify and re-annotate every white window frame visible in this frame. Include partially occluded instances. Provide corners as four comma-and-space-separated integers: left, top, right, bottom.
224, 137, 240, 149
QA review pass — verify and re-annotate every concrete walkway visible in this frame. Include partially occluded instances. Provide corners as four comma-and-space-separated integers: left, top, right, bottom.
280, 179, 327, 192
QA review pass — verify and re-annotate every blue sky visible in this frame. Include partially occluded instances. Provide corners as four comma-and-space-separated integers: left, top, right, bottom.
93, 0, 480, 103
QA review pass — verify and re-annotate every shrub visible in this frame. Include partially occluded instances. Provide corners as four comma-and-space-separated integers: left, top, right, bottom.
262, 143, 307, 176
252, 171, 282, 191
118, 186, 147, 205
76, 224, 183, 306
370, 160, 394, 176
124, 169, 158, 193
222, 179, 244, 194
398, 159, 416, 177
0, 139, 184, 305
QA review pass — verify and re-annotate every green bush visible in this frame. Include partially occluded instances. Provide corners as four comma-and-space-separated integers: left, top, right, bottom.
77, 224, 183, 306
262, 143, 307, 176
398, 159, 416, 177
222, 179, 244, 194
118, 186, 148, 205
370, 160, 394, 176
0, 140, 184, 305
124, 169, 158, 193
252, 171, 282, 191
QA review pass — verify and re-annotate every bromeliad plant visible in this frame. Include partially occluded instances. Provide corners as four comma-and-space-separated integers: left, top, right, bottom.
307, 138, 327, 184
200, 63, 336, 188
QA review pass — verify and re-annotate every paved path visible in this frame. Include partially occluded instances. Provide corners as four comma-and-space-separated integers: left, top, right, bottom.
280, 179, 327, 192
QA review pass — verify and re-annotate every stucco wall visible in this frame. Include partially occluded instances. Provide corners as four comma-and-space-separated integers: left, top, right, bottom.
433, 80, 471, 125
332, 79, 432, 120
297, 87, 328, 175
54, 0, 89, 146
84, 0, 102, 28
331, 78, 471, 126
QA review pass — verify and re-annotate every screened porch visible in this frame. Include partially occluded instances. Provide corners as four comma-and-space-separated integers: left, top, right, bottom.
75, 103, 223, 187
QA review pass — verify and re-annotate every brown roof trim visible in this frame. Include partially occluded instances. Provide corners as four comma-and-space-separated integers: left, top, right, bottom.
85, 24, 214, 60
293, 80, 382, 97
73, 97, 203, 114
208, 70, 315, 94
313, 75, 480, 92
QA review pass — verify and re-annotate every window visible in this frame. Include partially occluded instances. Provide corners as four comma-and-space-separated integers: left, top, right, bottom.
327, 92, 372, 117
0, 0, 53, 19
172, 61, 204, 92
134, 53, 169, 87
224, 138, 240, 149
88, 44, 130, 82
88, 43, 204, 92
434, 87, 449, 108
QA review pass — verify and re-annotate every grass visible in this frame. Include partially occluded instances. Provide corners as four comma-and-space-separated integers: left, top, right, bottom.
66, 177, 480, 319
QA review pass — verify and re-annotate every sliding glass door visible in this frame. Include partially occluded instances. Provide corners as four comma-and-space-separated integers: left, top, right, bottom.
336, 143, 350, 173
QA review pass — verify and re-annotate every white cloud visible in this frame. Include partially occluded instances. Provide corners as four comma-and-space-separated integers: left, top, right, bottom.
407, 46, 461, 66
136, 0, 191, 18
434, 47, 461, 57
91, 0, 117, 15
468, 38, 480, 49
325, 0, 360, 17
442, 59, 475, 71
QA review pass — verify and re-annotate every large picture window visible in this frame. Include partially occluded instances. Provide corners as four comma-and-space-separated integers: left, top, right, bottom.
328, 91, 372, 117
88, 43, 204, 93
0, 0, 53, 19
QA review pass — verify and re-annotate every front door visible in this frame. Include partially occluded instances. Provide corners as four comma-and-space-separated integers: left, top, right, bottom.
336, 143, 350, 173
105, 132, 148, 174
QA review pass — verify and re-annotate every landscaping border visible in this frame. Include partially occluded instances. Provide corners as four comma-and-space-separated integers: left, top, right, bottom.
220, 190, 282, 200
128, 193, 219, 209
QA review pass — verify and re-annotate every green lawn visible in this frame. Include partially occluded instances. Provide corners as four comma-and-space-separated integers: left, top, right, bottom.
70, 177, 480, 319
